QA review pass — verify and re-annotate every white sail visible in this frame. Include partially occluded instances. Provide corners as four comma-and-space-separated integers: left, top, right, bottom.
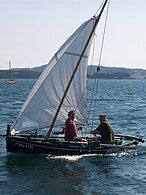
12, 18, 97, 132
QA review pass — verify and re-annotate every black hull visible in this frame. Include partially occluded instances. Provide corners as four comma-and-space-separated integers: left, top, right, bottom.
6, 135, 139, 156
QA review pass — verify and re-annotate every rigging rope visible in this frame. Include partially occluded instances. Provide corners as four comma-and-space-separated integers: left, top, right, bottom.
98, 0, 110, 66
62, 0, 111, 134
87, 0, 111, 129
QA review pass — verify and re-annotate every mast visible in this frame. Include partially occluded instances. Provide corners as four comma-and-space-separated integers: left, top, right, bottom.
45, 0, 109, 138
9, 60, 11, 70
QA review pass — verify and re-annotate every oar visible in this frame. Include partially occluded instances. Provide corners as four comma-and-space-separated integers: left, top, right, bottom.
115, 134, 144, 143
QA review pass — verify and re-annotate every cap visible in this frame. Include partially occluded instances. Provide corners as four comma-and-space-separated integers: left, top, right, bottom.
99, 114, 107, 121
68, 110, 76, 117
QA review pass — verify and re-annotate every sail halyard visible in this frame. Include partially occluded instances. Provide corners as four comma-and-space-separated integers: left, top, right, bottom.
46, 0, 109, 138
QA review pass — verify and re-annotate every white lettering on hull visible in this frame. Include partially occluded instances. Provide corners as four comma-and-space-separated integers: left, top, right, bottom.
15, 142, 34, 150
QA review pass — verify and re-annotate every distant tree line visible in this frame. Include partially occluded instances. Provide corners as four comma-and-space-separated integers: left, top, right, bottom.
87, 72, 132, 79
0, 65, 146, 79
0, 69, 40, 79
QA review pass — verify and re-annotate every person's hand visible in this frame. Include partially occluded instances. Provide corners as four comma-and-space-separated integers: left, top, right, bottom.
81, 138, 87, 142
90, 130, 96, 136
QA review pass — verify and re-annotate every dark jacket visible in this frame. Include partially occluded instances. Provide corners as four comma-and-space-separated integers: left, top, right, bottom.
96, 122, 115, 144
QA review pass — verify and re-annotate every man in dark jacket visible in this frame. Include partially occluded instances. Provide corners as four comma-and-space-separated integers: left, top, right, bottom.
90, 114, 115, 144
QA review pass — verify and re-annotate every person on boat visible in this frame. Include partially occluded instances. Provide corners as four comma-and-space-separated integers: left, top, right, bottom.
64, 111, 87, 142
90, 114, 115, 144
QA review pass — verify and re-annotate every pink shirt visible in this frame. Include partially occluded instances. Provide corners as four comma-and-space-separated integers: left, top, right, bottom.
65, 118, 77, 140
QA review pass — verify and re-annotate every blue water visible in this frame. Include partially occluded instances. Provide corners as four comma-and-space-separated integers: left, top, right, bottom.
0, 79, 146, 194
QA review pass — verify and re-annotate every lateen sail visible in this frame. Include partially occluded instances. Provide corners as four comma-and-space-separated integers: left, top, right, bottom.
12, 18, 98, 132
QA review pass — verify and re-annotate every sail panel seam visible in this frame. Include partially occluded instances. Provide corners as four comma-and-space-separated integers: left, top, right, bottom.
65, 52, 88, 58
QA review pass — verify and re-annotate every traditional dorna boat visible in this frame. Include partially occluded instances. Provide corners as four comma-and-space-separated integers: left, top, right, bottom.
6, 0, 144, 155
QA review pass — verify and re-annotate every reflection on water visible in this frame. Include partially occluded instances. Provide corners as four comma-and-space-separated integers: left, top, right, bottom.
0, 147, 145, 194
1, 154, 88, 194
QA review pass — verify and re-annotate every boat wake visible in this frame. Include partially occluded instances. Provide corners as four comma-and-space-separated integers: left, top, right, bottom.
105, 145, 146, 157
46, 154, 98, 162
46, 145, 146, 161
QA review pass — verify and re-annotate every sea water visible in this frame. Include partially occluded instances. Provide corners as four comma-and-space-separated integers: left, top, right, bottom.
0, 79, 146, 195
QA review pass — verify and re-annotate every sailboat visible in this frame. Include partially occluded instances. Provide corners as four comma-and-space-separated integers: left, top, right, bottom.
6, 0, 144, 155
6, 60, 15, 84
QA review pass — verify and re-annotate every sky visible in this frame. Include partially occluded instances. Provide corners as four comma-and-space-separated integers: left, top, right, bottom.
0, 0, 146, 70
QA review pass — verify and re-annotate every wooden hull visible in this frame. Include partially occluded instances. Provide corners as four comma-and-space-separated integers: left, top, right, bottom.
6, 135, 139, 156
